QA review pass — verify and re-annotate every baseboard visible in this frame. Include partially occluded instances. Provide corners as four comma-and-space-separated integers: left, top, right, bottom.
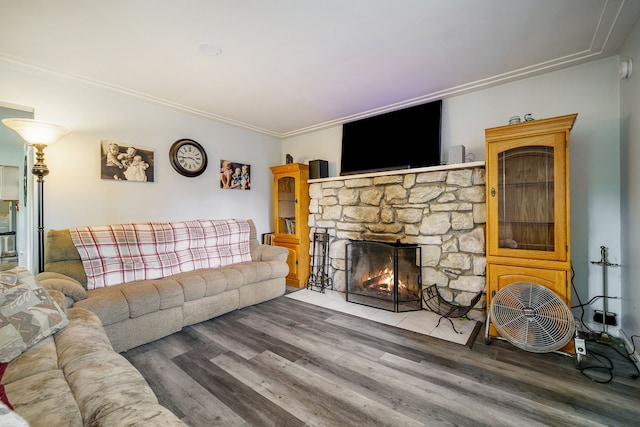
619, 329, 640, 372
578, 321, 621, 337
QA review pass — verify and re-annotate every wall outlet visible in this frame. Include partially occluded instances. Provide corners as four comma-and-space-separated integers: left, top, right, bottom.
593, 310, 617, 326
575, 337, 587, 355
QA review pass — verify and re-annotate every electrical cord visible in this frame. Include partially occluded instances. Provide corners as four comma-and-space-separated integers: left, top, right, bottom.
569, 265, 594, 333
569, 264, 639, 382
577, 340, 640, 383
571, 294, 612, 309
630, 335, 640, 354
577, 348, 614, 383
609, 341, 640, 379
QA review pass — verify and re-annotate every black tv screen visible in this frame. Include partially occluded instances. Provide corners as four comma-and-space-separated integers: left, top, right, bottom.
340, 99, 442, 176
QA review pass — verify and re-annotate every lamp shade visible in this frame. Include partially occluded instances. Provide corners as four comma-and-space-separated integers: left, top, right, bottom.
2, 118, 69, 145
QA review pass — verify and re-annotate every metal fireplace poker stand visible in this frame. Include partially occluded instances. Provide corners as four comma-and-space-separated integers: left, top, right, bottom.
307, 228, 333, 292
590, 245, 620, 339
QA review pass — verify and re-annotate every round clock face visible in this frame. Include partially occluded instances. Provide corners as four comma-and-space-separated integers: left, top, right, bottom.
169, 139, 208, 177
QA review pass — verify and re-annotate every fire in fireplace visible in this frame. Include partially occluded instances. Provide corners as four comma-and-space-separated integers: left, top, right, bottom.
345, 240, 422, 312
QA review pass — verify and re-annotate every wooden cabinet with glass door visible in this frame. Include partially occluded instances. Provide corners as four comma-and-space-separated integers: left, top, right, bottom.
270, 163, 310, 287
485, 114, 577, 350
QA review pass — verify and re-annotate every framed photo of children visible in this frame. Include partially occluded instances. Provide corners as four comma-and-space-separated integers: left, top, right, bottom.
101, 140, 155, 182
220, 160, 250, 190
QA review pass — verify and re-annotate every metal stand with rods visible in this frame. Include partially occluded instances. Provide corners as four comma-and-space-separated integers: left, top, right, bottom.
590, 245, 620, 338
306, 228, 333, 293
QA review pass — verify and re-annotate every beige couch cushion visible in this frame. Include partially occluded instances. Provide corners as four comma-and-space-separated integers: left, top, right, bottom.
91, 402, 186, 426
173, 272, 207, 301
251, 244, 290, 263
36, 272, 87, 304
4, 369, 83, 427
55, 307, 186, 426
74, 289, 130, 326
44, 229, 87, 286
1, 337, 58, 385
74, 279, 185, 326
64, 351, 161, 424
194, 270, 228, 297
55, 307, 114, 367
74, 261, 286, 325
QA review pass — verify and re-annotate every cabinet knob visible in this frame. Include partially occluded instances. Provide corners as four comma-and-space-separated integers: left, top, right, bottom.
491, 187, 496, 197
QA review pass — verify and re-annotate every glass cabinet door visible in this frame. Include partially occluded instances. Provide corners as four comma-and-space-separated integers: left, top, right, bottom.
276, 175, 296, 235
487, 131, 568, 262
498, 145, 555, 251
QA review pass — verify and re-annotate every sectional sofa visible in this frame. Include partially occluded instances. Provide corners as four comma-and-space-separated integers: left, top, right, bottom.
1, 218, 289, 425
1, 276, 187, 426
39, 218, 289, 352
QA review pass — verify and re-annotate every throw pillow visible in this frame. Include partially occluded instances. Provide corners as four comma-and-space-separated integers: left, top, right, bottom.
0, 267, 69, 363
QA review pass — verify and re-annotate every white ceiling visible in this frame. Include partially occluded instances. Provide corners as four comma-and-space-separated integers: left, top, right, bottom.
1, 1, 639, 138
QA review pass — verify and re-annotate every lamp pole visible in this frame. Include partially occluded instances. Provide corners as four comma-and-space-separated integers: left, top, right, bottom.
32, 143, 49, 273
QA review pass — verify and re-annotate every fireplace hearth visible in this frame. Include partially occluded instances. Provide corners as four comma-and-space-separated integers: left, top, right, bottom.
345, 240, 422, 312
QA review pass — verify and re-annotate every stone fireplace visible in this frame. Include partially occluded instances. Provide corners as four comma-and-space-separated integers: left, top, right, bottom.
345, 240, 421, 312
307, 163, 487, 321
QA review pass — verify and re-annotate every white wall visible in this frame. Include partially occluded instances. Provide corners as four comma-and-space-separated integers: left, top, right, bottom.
0, 63, 283, 261
283, 56, 623, 328
282, 126, 343, 177
620, 19, 640, 342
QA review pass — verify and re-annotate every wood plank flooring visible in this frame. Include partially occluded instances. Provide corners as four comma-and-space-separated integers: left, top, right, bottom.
123, 292, 640, 426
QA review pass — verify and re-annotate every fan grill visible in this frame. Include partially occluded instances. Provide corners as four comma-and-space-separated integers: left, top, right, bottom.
490, 281, 574, 353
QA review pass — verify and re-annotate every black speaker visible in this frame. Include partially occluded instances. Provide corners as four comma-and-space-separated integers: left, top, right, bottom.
309, 160, 328, 179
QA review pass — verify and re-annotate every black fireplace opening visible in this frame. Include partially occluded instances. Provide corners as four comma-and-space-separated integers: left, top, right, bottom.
345, 240, 422, 312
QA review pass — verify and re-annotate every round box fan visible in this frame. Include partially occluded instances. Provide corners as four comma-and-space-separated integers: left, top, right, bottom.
488, 281, 575, 353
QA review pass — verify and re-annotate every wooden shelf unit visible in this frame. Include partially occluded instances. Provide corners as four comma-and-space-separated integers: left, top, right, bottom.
485, 114, 578, 353
270, 163, 310, 288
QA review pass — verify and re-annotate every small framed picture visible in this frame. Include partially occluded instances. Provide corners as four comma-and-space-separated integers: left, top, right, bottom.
101, 140, 154, 182
220, 160, 250, 190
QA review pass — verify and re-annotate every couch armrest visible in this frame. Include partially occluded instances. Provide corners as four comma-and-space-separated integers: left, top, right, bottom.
35, 272, 87, 308
251, 244, 289, 262
46, 288, 68, 314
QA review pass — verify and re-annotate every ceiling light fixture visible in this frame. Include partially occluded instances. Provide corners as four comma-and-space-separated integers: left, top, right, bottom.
199, 43, 222, 56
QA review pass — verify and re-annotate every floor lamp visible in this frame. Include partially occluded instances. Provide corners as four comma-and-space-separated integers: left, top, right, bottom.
1, 118, 69, 273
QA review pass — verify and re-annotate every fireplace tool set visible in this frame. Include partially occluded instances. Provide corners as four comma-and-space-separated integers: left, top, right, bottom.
306, 228, 333, 292
589, 245, 620, 339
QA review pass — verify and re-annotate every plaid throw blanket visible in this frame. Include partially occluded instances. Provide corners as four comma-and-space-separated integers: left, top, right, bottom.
69, 219, 252, 290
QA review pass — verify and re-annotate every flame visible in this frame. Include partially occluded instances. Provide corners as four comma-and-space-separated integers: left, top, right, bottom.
365, 268, 406, 292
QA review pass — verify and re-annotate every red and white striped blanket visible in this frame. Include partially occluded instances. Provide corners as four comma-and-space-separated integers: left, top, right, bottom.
69, 219, 252, 290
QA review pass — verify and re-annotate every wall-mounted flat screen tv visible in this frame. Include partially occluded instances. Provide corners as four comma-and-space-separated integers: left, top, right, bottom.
340, 99, 442, 176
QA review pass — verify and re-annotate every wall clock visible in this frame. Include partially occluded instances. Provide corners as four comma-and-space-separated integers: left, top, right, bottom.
169, 139, 208, 177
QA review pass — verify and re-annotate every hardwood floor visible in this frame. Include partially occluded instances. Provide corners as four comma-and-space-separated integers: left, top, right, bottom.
123, 293, 640, 426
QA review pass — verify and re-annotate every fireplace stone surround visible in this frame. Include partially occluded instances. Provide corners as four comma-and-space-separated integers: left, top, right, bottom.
307, 162, 486, 322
